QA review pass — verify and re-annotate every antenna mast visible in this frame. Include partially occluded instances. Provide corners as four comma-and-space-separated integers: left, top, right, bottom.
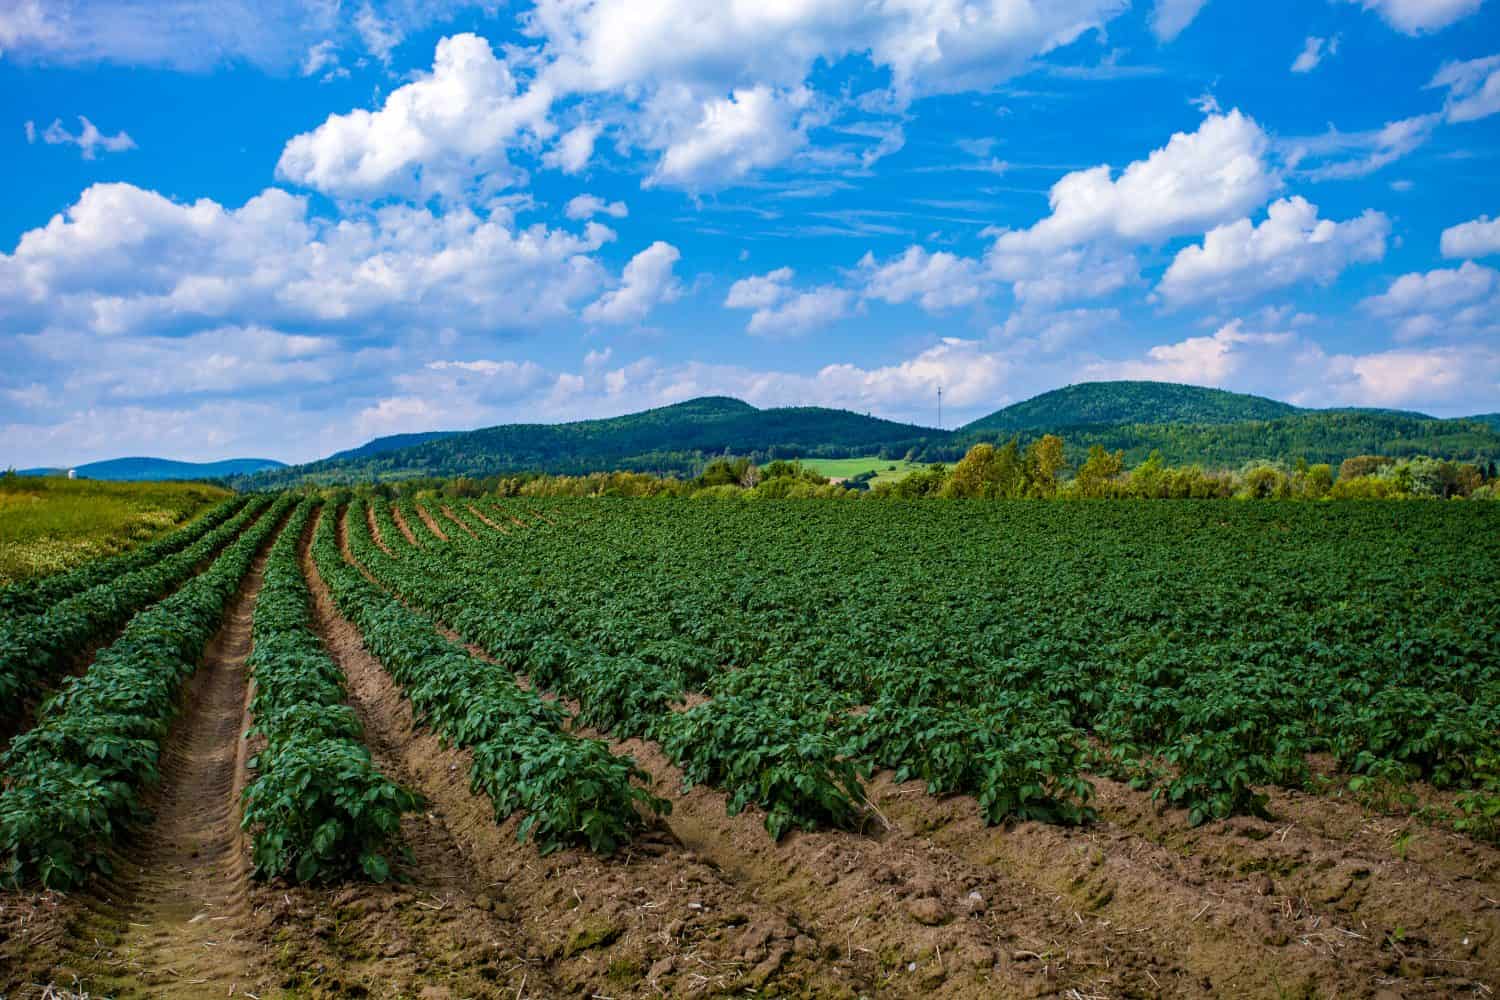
937, 385, 943, 430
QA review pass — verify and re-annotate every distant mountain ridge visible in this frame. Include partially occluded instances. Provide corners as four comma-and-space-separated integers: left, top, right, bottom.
16, 457, 285, 481
238, 381, 1500, 488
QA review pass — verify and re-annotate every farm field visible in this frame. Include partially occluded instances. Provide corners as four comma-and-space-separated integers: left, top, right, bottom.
0, 475, 231, 584
1, 495, 1497, 998
797, 455, 927, 483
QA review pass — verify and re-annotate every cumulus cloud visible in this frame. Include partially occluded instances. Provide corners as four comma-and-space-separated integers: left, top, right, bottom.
1087, 320, 1294, 384
988, 111, 1277, 253
1429, 54, 1500, 124
1291, 35, 1338, 73
1441, 215, 1500, 258
276, 34, 555, 202
723, 267, 851, 335
1362, 261, 1500, 339
1339, 0, 1484, 35
858, 246, 985, 311
1150, 0, 1210, 42
582, 241, 683, 324
543, 122, 602, 174
30, 116, 136, 159
1157, 197, 1389, 306
648, 86, 814, 190
301, 39, 343, 79
0, 181, 614, 338
564, 194, 628, 220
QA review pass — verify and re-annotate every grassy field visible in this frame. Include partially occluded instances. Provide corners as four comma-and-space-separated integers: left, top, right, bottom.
0, 475, 231, 584
798, 455, 927, 484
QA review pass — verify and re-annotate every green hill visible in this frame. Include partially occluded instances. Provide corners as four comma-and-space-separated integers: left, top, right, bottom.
237, 382, 1500, 487
18, 457, 285, 481
1468, 413, 1500, 433
963, 381, 1300, 433
953, 411, 1500, 468
243, 397, 940, 487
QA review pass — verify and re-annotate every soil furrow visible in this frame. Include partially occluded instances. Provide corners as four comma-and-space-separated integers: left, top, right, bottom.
72, 532, 278, 998
389, 503, 419, 547
438, 504, 477, 539
464, 503, 510, 534
364, 501, 393, 555
411, 502, 449, 542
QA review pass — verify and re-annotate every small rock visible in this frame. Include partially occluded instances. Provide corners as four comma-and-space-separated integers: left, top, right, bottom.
906, 897, 949, 926
965, 890, 987, 914
792, 934, 817, 956
648, 956, 676, 980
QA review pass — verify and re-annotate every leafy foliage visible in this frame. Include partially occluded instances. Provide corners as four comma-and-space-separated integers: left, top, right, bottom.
239, 500, 420, 884
0, 495, 269, 725
314, 501, 666, 855
0, 495, 296, 888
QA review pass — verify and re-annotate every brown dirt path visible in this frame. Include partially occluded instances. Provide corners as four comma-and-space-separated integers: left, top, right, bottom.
70, 531, 280, 998
411, 503, 449, 542
438, 504, 478, 539
364, 501, 392, 555
389, 503, 420, 547
464, 503, 509, 533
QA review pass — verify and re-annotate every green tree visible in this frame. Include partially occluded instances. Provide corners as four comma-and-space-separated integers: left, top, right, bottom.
1073, 446, 1125, 498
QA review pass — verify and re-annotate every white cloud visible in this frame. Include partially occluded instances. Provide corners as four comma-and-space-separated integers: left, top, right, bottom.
1323, 345, 1499, 407
723, 266, 852, 335
35, 116, 136, 159
354, 2, 402, 62
1150, 0, 1210, 42
1364, 260, 1497, 315
1441, 215, 1500, 258
647, 86, 813, 191
0, 182, 615, 337
988, 111, 1277, 253
858, 246, 985, 311
998, 306, 1121, 353
1429, 54, 1500, 124
543, 121, 602, 174
1287, 112, 1441, 180
0, 0, 483, 72
277, 33, 555, 202
301, 39, 342, 78
725, 267, 796, 310
1291, 35, 1338, 73
1362, 261, 1500, 340
1339, 0, 1484, 35
582, 241, 683, 324
564, 194, 628, 220
1087, 319, 1294, 384
1158, 197, 1389, 306
988, 244, 1140, 304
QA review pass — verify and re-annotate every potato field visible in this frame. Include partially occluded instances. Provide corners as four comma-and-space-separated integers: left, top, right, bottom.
1, 495, 1497, 998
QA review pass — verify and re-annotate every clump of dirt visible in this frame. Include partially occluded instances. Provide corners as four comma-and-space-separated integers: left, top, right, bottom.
388, 504, 420, 546
410, 503, 449, 542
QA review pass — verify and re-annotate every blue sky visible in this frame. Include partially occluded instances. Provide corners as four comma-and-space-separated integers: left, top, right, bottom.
2, 0, 1498, 466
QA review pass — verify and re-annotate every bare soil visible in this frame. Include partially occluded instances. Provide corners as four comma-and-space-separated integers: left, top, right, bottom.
410, 503, 448, 543
388, 503, 419, 547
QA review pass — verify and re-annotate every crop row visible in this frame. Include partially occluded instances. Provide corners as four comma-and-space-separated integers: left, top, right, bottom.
0, 494, 273, 726
0, 494, 296, 888
357, 500, 871, 838
239, 500, 419, 884
398, 496, 1500, 831
312, 499, 664, 854
0, 495, 250, 618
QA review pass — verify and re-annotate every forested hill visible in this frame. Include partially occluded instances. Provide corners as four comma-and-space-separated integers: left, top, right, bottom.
237, 383, 1500, 487
962, 381, 1301, 432
243, 396, 940, 487
955, 411, 1500, 468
